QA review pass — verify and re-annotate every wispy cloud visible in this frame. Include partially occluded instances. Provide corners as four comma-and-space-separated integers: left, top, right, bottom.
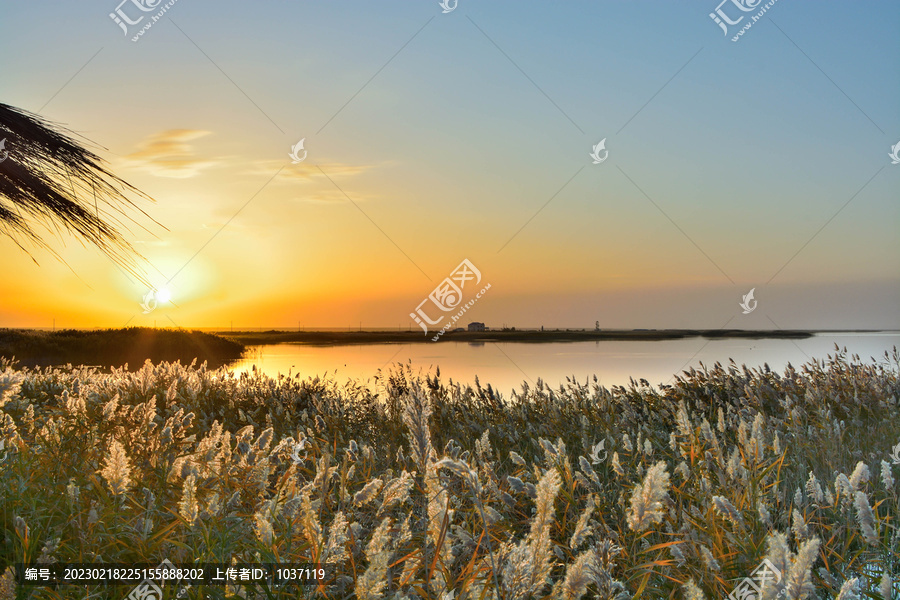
123, 130, 220, 178
290, 191, 374, 204
243, 159, 377, 203
246, 160, 374, 182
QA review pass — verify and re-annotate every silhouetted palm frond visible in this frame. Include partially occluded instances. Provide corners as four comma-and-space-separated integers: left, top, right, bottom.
0, 102, 158, 281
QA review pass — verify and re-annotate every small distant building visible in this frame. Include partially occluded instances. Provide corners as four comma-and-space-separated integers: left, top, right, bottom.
452, 327, 465, 332
468, 322, 487, 332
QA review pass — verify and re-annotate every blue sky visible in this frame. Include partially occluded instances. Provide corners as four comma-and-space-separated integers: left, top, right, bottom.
0, 0, 898, 329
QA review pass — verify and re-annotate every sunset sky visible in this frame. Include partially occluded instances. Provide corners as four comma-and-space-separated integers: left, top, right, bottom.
1, 1, 898, 330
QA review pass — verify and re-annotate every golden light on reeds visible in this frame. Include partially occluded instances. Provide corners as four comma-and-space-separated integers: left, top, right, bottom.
0, 347, 897, 597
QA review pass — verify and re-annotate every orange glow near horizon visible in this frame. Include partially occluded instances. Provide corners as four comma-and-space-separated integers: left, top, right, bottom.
1, 3, 898, 331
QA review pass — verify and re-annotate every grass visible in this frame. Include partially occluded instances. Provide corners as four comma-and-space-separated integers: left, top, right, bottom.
0, 346, 898, 599
0, 328, 245, 369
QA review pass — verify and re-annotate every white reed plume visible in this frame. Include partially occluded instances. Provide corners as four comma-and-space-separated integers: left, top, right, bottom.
880, 572, 893, 600
475, 428, 492, 463
881, 460, 895, 491
833, 577, 860, 600
713, 496, 745, 529
569, 495, 594, 550
791, 509, 809, 540
555, 549, 595, 600
758, 502, 773, 529
426, 458, 452, 587
178, 474, 199, 527
323, 511, 349, 564
300, 492, 323, 555
0, 369, 24, 408
783, 537, 820, 600
683, 578, 706, 600
627, 461, 670, 532
253, 510, 274, 547
700, 545, 720, 572
354, 478, 384, 507
834, 474, 854, 504
0, 566, 15, 600
355, 517, 393, 600
401, 388, 433, 469
501, 467, 562, 598
669, 542, 685, 565
527, 467, 561, 591
750, 413, 766, 458
848, 462, 870, 491
611, 452, 624, 477
579, 456, 601, 488
853, 491, 878, 545
61, 389, 85, 417
760, 532, 791, 600
806, 472, 825, 505
379, 470, 414, 516
98, 438, 133, 497
65, 480, 79, 511
676, 403, 692, 437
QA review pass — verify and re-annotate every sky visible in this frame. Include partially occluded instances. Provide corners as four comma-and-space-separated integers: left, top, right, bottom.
0, 0, 898, 331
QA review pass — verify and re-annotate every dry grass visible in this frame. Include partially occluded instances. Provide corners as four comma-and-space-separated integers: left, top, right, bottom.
0, 346, 898, 599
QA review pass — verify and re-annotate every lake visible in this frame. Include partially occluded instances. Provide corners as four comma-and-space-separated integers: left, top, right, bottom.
227, 332, 900, 397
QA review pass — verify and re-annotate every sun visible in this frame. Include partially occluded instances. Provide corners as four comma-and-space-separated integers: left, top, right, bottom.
156, 288, 172, 303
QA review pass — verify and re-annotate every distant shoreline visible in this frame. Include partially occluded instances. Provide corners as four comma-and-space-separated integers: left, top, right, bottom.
224, 328, 826, 346
0, 328, 244, 369
1, 327, 893, 370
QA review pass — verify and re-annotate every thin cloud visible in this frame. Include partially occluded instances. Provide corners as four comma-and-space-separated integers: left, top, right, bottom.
246, 159, 374, 182
291, 190, 374, 204
123, 130, 220, 178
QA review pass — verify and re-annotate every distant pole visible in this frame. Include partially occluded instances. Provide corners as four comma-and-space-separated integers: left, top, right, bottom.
53, 318, 55, 332
231, 320, 233, 333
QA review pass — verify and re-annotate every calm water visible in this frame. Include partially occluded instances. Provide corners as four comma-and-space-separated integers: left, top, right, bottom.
228, 332, 900, 397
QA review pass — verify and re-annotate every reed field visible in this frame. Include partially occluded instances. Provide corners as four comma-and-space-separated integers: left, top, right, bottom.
0, 346, 898, 599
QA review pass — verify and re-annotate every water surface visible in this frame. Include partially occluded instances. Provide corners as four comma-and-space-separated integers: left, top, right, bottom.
228, 332, 899, 397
